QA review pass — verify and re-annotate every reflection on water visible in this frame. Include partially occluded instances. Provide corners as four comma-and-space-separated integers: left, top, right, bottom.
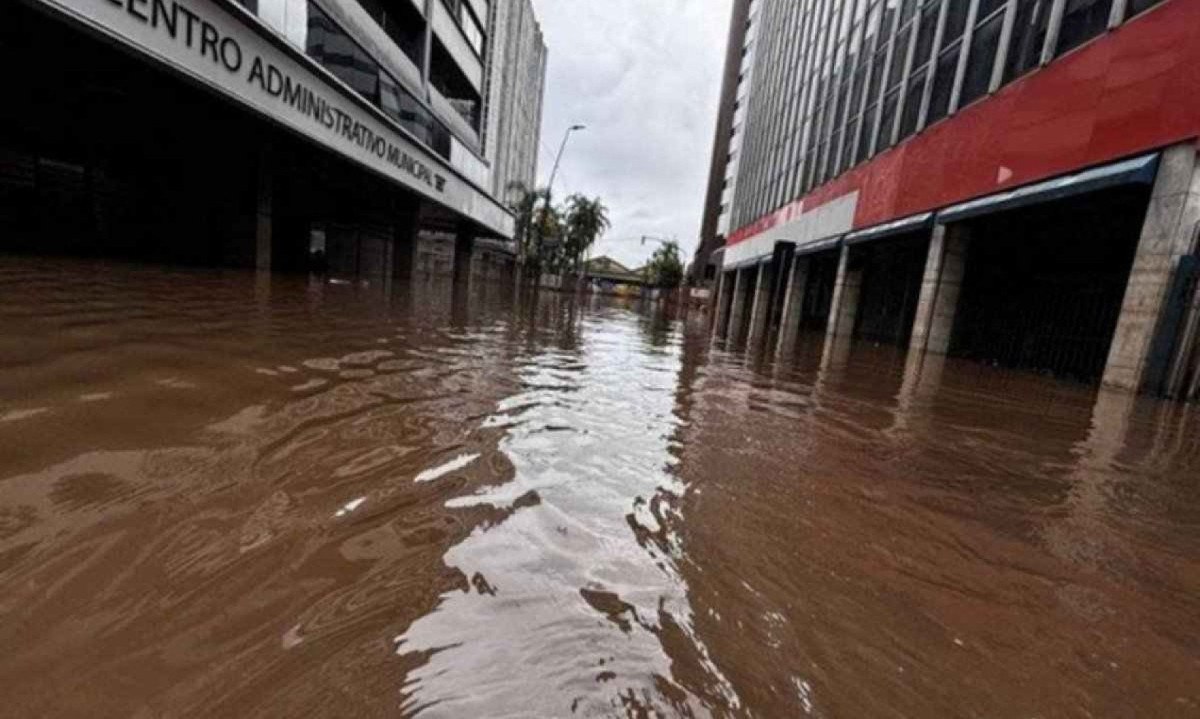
0, 259, 1198, 717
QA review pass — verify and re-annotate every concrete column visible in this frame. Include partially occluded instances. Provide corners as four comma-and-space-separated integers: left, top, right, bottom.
910, 224, 969, 355
777, 255, 811, 356
255, 148, 273, 271
391, 202, 423, 281
747, 262, 774, 347
727, 267, 749, 341
825, 244, 862, 341
1164, 264, 1200, 397
1103, 142, 1200, 392
453, 226, 474, 287
712, 269, 731, 334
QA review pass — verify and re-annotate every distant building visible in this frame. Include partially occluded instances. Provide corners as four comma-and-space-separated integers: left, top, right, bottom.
485, 0, 547, 205
1, 0, 546, 282
584, 256, 646, 293
704, 0, 1200, 400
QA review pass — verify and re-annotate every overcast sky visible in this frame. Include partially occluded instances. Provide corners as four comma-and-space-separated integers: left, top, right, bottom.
529, 0, 733, 269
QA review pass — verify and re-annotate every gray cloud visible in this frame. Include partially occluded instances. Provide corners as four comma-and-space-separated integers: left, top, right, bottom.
530, 0, 733, 269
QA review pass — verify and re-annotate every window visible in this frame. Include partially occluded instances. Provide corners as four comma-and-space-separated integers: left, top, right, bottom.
888, 24, 911, 86
354, 0, 424, 67
459, 2, 485, 56
381, 74, 452, 158
943, 0, 969, 44
1056, 0, 1114, 56
306, 2, 380, 103
913, 1, 940, 68
1126, 0, 1167, 17
1004, 0, 1051, 82
305, 2, 452, 160
960, 10, 1003, 106
897, 68, 926, 139
876, 88, 899, 150
926, 43, 959, 125
841, 116, 860, 170
857, 103, 878, 162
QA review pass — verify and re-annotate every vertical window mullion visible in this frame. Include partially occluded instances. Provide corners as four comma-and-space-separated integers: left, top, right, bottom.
847, 2, 882, 167
989, 0, 1018, 92
948, 0, 982, 113
917, 0, 951, 131
1039, 0, 1068, 65
1108, 0, 1129, 27
890, 15, 921, 147
867, 2, 902, 157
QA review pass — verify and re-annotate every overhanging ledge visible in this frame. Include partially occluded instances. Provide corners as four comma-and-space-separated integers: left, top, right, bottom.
938, 152, 1160, 225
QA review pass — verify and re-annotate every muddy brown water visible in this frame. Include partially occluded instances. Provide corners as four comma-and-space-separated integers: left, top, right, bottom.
1, 259, 1198, 718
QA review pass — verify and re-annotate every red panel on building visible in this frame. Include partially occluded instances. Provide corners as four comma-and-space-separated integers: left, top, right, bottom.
728, 0, 1200, 249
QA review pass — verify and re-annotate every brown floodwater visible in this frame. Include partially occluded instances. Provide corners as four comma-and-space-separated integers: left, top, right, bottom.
1, 258, 1198, 718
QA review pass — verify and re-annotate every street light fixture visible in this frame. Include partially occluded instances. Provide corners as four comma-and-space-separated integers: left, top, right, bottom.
547, 124, 586, 196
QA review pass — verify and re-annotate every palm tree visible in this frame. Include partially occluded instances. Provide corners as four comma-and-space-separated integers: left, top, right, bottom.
563, 194, 611, 275
507, 181, 548, 268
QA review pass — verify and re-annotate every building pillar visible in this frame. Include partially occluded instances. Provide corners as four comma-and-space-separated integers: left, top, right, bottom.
910, 224, 969, 355
777, 254, 810, 356
727, 267, 749, 341
712, 268, 730, 333
453, 225, 474, 288
1103, 142, 1200, 392
391, 202, 423, 281
825, 244, 862, 341
747, 261, 774, 347
255, 147, 273, 271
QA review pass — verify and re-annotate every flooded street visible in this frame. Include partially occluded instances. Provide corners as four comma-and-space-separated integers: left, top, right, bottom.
1, 259, 1199, 717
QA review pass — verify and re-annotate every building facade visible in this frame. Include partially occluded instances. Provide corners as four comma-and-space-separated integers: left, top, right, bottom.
484, 0, 547, 205
1, 0, 546, 280
706, 0, 1200, 400
690, 0, 754, 284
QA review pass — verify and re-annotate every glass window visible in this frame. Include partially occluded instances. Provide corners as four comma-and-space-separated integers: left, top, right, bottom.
913, 1, 941, 68
943, 0, 970, 44
869, 45, 889, 102
1126, 0, 1167, 17
978, 0, 1007, 18
857, 103, 878, 162
961, 10, 1003, 106
898, 67, 926, 139
354, 0, 424, 67
380, 73, 452, 159
459, 3, 485, 56
306, 2, 380, 104
841, 116, 860, 170
1004, 0, 1051, 83
926, 42, 959, 124
888, 23, 911, 86
1056, 0, 1114, 56
876, 88, 900, 149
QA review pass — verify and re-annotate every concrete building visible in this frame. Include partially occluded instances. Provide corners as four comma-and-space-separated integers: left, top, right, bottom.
706, 0, 1200, 400
484, 0, 546, 205
690, 0, 755, 286
1, 0, 546, 282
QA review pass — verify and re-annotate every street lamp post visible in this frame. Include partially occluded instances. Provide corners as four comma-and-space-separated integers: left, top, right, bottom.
532, 124, 584, 283
547, 124, 586, 196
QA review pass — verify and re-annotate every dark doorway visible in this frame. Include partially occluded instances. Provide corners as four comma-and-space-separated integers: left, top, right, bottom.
852, 231, 930, 347
950, 184, 1152, 383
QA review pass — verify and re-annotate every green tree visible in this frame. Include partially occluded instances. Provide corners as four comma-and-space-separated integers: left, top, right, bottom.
532, 201, 566, 274
507, 181, 548, 269
562, 194, 611, 274
646, 241, 685, 289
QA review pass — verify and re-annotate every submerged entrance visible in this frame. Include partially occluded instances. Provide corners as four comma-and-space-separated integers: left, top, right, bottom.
950, 184, 1151, 383
0, 2, 432, 276
852, 232, 929, 347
